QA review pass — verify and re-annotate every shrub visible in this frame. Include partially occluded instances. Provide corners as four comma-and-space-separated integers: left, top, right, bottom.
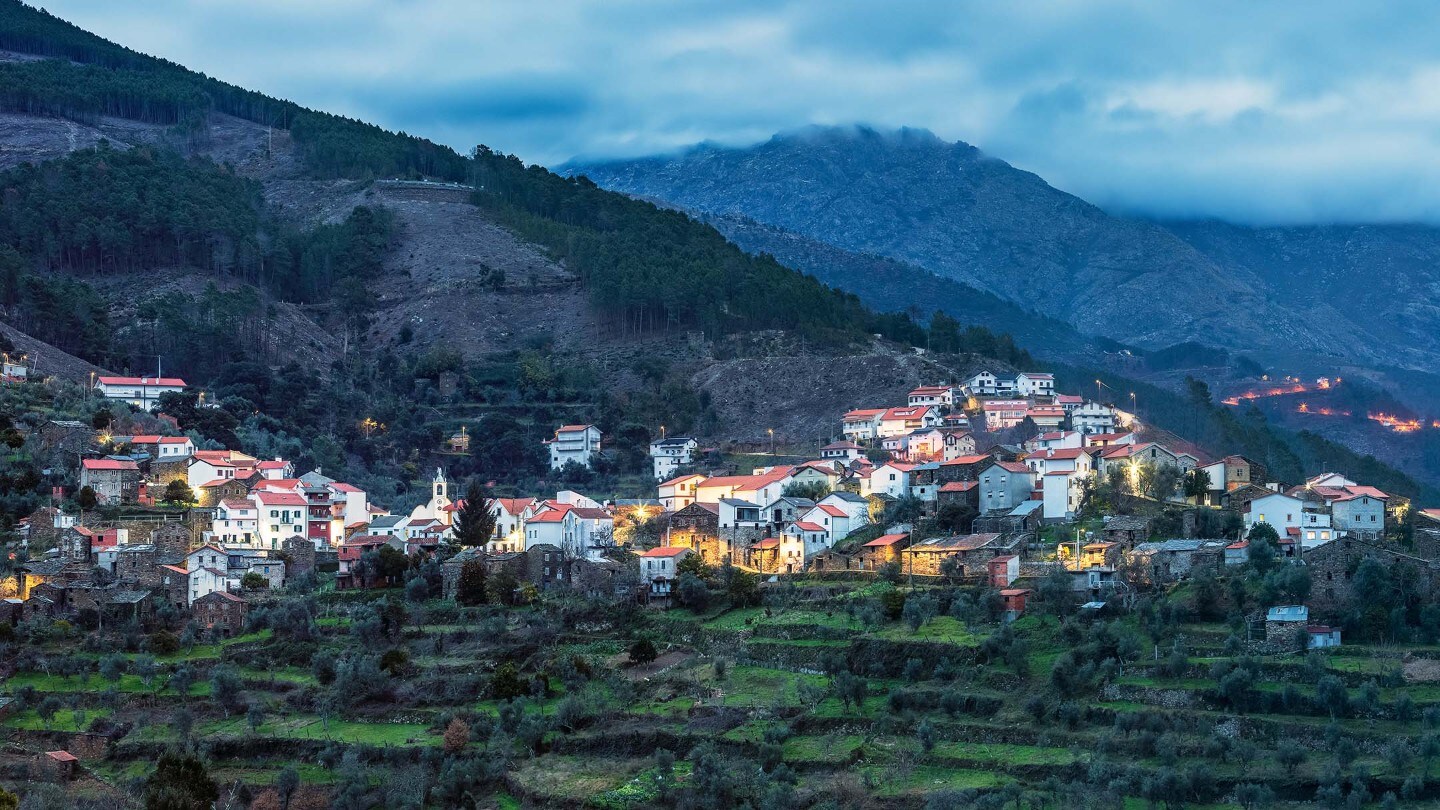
628, 638, 658, 665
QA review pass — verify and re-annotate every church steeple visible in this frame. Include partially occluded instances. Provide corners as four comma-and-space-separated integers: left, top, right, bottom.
433, 467, 447, 501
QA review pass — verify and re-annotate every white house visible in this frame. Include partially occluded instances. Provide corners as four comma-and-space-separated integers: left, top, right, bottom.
658, 474, 705, 511
801, 503, 861, 545
841, 409, 885, 443
186, 449, 260, 489
1244, 493, 1311, 535
867, 462, 915, 499
1041, 471, 1088, 522
817, 492, 869, 523
638, 546, 691, 596
125, 435, 196, 459
983, 400, 1029, 431
696, 469, 792, 508
548, 424, 602, 470
487, 497, 535, 551
876, 406, 941, 438
254, 491, 307, 550
908, 385, 954, 408
524, 505, 579, 553
1071, 401, 1118, 435
1027, 447, 1095, 479
94, 375, 188, 412
781, 520, 831, 561
819, 441, 864, 462
649, 436, 698, 481
1015, 372, 1056, 398
961, 371, 999, 397
717, 498, 765, 531
571, 507, 616, 557
979, 461, 1035, 512
183, 544, 230, 605
209, 498, 260, 546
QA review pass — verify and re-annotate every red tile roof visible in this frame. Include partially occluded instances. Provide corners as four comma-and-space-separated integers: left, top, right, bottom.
864, 533, 909, 547
492, 497, 537, 515
82, 458, 137, 471
944, 454, 991, 465
750, 538, 780, 550
255, 491, 306, 507
640, 546, 690, 557
815, 504, 848, 517
940, 481, 978, 492
792, 521, 826, 532
995, 461, 1030, 473
96, 376, 186, 387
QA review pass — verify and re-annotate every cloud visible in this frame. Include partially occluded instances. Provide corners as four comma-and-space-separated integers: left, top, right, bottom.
38, 0, 1440, 224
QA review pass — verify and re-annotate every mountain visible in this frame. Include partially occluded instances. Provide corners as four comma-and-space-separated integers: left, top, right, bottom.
566, 126, 1440, 386
1163, 220, 1440, 373
689, 210, 1102, 360
0, 2, 1432, 501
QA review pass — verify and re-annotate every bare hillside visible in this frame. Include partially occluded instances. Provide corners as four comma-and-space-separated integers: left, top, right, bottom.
0, 321, 110, 383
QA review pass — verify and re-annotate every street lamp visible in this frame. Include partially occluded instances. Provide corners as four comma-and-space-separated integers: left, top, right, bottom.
768, 428, 775, 455
1129, 391, 1138, 414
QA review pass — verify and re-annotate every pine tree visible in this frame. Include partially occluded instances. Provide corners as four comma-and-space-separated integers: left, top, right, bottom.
453, 480, 497, 547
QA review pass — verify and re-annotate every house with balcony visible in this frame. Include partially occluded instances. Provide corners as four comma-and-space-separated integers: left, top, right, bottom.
547, 424, 602, 470
94, 375, 188, 412
649, 436, 699, 481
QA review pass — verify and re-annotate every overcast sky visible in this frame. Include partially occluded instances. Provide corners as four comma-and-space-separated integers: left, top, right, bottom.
38, 0, 1440, 224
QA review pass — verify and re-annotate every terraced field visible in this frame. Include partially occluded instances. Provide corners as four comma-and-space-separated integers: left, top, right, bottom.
6, 576, 1440, 807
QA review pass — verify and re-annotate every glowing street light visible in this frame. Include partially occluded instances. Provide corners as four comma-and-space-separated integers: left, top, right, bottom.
768, 428, 775, 455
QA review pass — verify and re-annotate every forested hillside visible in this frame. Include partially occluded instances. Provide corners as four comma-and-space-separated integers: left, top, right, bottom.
0, 0, 1429, 507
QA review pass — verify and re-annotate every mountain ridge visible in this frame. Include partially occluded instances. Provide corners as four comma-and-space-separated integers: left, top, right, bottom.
567, 125, 1438, 385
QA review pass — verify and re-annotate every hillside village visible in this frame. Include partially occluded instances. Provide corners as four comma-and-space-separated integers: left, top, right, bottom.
8, 3, 1440, 806
5, 366, 1430, 656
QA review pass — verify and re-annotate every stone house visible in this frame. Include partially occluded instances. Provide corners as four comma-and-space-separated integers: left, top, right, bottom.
665, 502, 729, 563
282, 535, 317, 579
973, 500, 1043, 535
441, 547, 485, 600
1101, 515, 1153, 547
192, 590, 248, 637
859, 533, 910, 570
1305, 531, 1440, 611
1123, 539, 1226, 585
79, 458, 141, 504
902, 533, 1023, 578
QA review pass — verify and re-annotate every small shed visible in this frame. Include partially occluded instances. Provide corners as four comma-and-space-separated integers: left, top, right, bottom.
1308, 625, 1342, 649
1102, 515, 1152, 545
988, 555, 1020, 587
44, 750, 78, 781
999, 587, 1032, 619
1265, 605, 1309, 643
1224, 541, 1247, 566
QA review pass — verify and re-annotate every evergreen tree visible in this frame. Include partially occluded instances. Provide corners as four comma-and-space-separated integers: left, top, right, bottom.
453, 480, 497, 547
